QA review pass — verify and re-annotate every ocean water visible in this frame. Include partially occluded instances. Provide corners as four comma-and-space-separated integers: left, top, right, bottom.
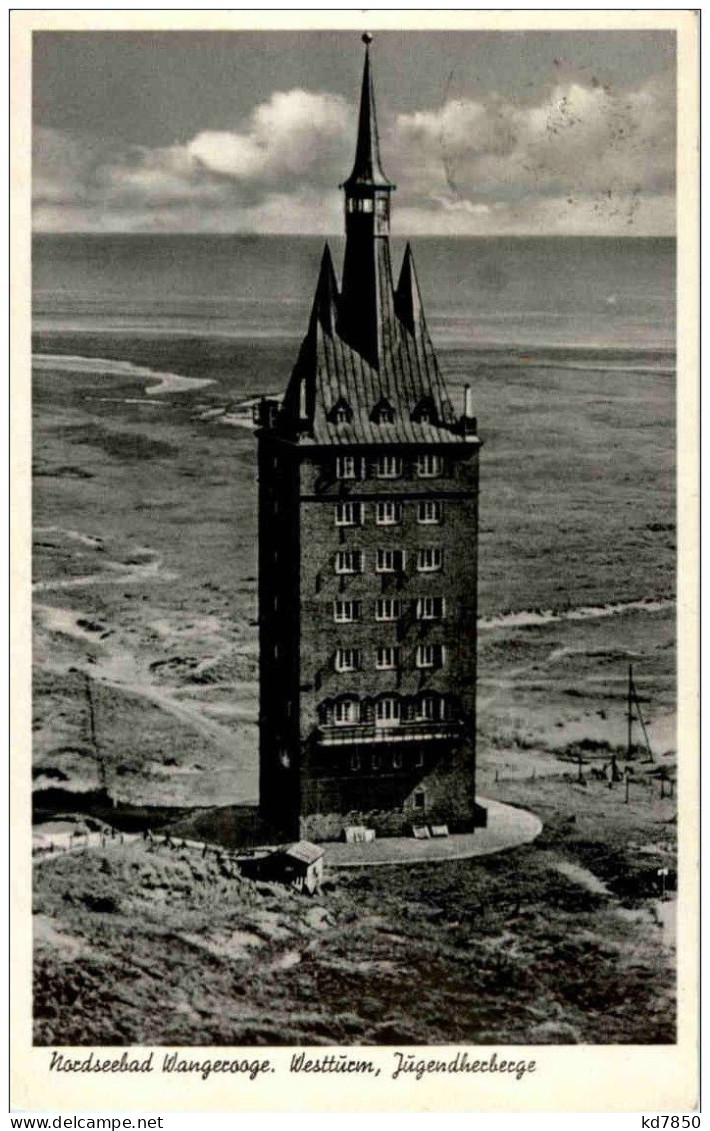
33, 234, 675, 355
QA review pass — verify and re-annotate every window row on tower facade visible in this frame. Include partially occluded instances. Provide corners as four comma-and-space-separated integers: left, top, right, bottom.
334, 643, 445, 672
333, 597, 446, 622
335, 499, 443, 526
335, 454, 444, 480
342, 749, 424, 774
321, 691, 456, 727
335, 549, 443, 574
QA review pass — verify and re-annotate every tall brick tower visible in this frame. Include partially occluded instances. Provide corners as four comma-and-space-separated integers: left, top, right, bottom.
256, 36, 485, 841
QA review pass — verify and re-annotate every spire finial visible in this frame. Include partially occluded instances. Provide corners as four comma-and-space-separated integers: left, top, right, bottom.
341, 30, 392, 191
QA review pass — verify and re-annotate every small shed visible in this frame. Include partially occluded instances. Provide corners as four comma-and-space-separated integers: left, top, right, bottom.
274, 841, 325, 894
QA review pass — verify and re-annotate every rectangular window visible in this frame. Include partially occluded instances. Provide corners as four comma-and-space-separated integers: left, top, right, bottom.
416, 596, 446, 621
376, 500, 401, 525
336, 455, 356, 480
416, 643, 445, 669
335, 550, 363, 574
417, 500, 443, 524
416, 454, 443, 478
375, 454, 402, 479
335, 501, 362, 526
376, 548, 406, 573
376, 647, 400, 670
376, 598, 401, 621
335, 699, 358, 724
335, 648, 361, 673
417, 547, 443, 572
333, 600, 361, 623
376, 697, 400, 725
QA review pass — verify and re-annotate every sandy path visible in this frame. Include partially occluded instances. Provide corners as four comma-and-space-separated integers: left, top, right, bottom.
34, 601, 256, 787
479, 598, 674, 631
33, 353, 214, 396
553, 859, 611, 895
33, 548, 177, 593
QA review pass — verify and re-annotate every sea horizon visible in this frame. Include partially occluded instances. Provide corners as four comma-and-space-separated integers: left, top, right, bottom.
33, 232, 676, 353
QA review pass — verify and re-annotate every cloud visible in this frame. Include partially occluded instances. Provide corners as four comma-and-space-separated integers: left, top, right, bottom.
389, 75, 675, 233
33, 90, 354, 231
187, 90, 353, 183
32, 77, 674, 235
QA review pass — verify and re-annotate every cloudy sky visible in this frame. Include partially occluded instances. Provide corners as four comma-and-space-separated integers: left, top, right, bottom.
33, 29, 676, 236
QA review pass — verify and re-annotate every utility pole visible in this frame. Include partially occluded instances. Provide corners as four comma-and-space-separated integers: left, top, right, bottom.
627, 664, 654, 763
85, 671, 109, 800
627, 664, 634, 758
85, 671, 97, 753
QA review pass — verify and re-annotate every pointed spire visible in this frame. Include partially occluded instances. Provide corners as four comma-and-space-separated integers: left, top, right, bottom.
310, 242, 339, 336
342, 34, 393, 190
394, 243, 425, 334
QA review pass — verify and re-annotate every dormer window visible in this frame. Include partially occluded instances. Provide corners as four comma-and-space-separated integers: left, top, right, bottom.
329, 398, 353, 425
411, 397, 438, 425
371, 398, 395, 425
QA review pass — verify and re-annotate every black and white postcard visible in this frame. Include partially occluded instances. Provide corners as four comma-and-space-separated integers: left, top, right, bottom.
10, 9, 699, 1114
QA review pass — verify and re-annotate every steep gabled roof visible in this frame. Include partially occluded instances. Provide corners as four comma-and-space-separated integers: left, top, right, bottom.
278, 245, 460, 445
273, 39, 471, 448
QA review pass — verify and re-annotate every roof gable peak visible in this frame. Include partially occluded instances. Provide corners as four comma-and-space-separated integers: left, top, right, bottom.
310, 242, 339, 336
394, 242, 425, 335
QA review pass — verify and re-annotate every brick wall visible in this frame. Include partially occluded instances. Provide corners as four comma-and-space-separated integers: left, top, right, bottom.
258, 434, 481, 842
297, 442, 479, 838
257, 433, 302, 837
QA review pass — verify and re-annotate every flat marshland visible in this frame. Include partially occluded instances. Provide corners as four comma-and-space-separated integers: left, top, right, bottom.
32, 297, 676, 1043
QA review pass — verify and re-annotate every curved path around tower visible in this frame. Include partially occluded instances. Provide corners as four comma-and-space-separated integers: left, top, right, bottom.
33, 798, 541, 871
323, 797, 542, 868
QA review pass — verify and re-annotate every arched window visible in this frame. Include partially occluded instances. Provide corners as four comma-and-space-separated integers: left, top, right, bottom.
376, 696, 401, 727
417, 694, 444, 722
322, 696, 360, 727
334, 697, 359, 725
